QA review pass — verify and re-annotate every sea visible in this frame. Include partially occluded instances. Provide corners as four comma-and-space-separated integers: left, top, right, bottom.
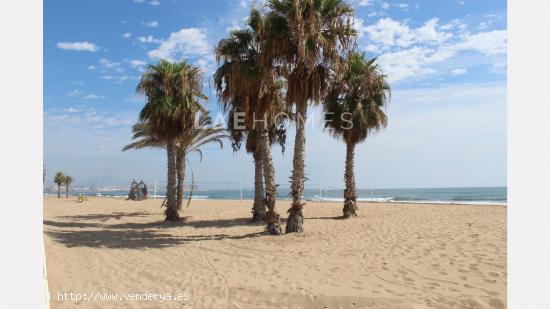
44, 186, 507, 205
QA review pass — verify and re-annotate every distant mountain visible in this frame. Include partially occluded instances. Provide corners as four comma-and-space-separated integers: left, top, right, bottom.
79, 175, 129, 187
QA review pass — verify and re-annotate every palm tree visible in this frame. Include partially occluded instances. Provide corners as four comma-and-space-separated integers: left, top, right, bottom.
64, 175, 73, 198
230, 124, 287, 222
174, 112, 227, 210
214, 9, 287, 234
324, 52, 390, 218
261, 0, 356, 232
136, 59, 206, 221
228, 128, 267, 222
54, 172, 65, 199
123, 111, 227, 210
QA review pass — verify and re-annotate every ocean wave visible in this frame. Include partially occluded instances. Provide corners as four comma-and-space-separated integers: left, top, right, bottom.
310, 196, 505, 205
387, 200, 507, 206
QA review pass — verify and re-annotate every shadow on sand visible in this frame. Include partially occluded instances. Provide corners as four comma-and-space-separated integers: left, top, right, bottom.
44, 211, 271, 249
44, 228, 264, 249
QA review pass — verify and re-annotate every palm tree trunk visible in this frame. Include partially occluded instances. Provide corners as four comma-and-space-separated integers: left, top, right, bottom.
165, 141, 179, 221
251, 146, 266, 222
286, 103, 307, 233
259, 128, 282, 235
176, 151, 185, 211
343, 141, 358, 218
57, 185, 60, 198
65, 185, 69, 198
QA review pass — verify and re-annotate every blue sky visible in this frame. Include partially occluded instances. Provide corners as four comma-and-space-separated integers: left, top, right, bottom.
44, 0, 506, 189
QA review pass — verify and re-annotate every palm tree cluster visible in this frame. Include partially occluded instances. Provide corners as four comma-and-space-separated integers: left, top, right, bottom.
53, 171, 73, 198
124, 0, 390, 232
213, 0, 389, 233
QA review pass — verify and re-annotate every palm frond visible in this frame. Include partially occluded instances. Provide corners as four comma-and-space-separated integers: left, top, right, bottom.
323, 51, 390, 145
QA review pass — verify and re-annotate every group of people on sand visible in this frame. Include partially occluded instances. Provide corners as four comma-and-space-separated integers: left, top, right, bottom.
127, 179, 148, 201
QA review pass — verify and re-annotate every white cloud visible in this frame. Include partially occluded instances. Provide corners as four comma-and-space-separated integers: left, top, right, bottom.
381, 2, 390, 10
45, 108, 135, 131
147, 28, 210, 61
490, 61, 506, 74
57, 41, 99, 52
364, 44, 380, 53
99, 58, 121, 68
88, 65, 96, 70
129, 59, 147, 69
359, 15, 506, 83
451, 68, 467, 76
63, 89, 104, 100
415, 18, 452, 43
134, 0, 145, 3
454, 30, 507, 56
358, 0, 373, 6
363, 17, 451, 48
137, 35, 160, 44
100, 75, 128, 82
63, 107, 80, 113
352, 17, 367, 38
142, 21, 159, 28
363, 18, 414, 47
65, 89, 83, 98
376, 47, 446, 82
150, 0, 160, 5
396, 3, 409, 9
83, 94, 105, 100
123, 32, 132, 39
239, 0, 253, 8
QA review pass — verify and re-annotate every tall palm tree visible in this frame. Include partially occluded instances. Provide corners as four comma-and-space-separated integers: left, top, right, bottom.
136, 59, 206, 221
64, 175, 73, 198
324, 52, 390, 218
123, 111, 227, 210
261, 0, 356, 232
54, 172, 65, 199
214, 9, 287, 234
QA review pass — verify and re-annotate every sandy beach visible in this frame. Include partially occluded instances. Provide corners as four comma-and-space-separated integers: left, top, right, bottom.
43, 197, 506, 309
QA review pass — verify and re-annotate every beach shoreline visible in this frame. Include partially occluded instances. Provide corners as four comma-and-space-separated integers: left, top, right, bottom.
43, 194, 507, 206
44, 197, 506, 308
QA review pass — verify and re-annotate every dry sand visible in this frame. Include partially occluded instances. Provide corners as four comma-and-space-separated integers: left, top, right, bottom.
43, 197, 506, 309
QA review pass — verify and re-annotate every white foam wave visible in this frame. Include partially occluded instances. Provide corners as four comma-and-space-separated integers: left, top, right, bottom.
310, 195, 506, 205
